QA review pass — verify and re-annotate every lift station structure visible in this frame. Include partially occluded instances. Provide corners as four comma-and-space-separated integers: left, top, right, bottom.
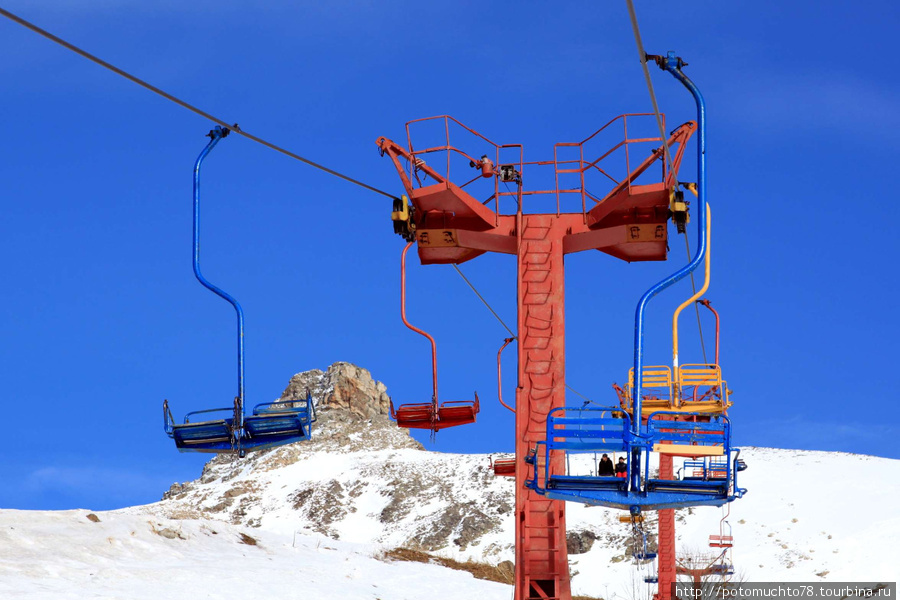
377, 55, 744, 600
378, 111, 686, 598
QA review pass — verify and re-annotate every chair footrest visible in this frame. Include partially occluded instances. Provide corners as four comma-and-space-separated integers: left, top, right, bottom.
548, 475, 627, 491
647, 478, 729, 494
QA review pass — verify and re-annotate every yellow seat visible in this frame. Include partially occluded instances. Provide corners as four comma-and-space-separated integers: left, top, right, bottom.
678, 364, 722, 389
676, 364, 729, 412
621, 366, 673, 412
627, 366, 672, 397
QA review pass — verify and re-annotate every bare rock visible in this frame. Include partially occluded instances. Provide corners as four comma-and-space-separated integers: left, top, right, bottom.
408, 503, 500, 552
278, 362, 392, 419
567, 530, 598, 555
290, 480, 348, 539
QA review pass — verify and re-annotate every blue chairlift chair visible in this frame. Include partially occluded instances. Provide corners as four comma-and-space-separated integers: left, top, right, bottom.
527, 407, 745, 512
709, 563, 735, 576
163, 127, 316, 456
164, 401, 239, 453
242, 391, 317, 451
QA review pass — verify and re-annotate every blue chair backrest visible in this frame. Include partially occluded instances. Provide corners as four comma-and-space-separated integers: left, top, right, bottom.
646, 412, 730, 449
546, 407, 630, 453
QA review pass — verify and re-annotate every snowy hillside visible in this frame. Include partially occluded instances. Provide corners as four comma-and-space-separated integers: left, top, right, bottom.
2, 364, 897, 598
0, 509, 510, 600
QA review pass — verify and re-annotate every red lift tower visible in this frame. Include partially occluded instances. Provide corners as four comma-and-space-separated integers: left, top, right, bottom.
378, 114, 694, 600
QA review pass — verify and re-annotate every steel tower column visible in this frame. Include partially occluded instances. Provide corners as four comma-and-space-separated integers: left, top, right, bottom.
514, 215, 570, 600
656, 456, 676, 600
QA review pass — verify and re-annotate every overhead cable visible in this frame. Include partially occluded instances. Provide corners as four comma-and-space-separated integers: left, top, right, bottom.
452, 264, 598, 405
0, 6, 400, 201
623, 0, 678, 185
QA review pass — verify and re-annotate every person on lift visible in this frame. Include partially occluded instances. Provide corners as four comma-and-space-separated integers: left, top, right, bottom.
598, 454, 615, 476
614, 457, 628, 478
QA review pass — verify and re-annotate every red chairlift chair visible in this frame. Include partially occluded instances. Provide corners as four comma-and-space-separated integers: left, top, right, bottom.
491, 456, 517, 477
708, 504, 734, 548
390, 242, 480, 432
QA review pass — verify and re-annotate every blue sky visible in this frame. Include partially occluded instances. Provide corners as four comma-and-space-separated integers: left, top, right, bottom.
2, 1, 898, 510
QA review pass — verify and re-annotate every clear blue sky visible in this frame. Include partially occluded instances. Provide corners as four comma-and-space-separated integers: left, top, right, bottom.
2, 1, 898, 510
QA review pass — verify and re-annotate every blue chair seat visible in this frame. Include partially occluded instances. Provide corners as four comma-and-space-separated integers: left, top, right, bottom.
171, 419, 235, 452
244, 414, 305, 437
710, 564, 735, 575
240, 400, 314, 451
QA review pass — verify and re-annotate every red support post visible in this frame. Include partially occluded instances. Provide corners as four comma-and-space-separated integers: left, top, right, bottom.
515, 216, 571, 600
656, 455, 676, 600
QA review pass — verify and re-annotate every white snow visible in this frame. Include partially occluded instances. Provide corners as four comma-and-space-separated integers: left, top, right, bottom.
0, 509, 511, 600
566, 447, 900, 595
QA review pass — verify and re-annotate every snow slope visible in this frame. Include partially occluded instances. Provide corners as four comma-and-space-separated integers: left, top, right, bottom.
568, 447, 900, 596
0, 508, 511, 600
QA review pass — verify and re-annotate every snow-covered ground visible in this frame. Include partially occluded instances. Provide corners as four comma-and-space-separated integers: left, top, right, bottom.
567, 447, 900, 596
0, 509, 510, 600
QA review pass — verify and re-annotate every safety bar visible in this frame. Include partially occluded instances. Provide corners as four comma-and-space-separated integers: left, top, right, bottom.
697, 299, 720, 364
252, 390, 315, 418
252, 401, 313, 421
529, 441, 547, 493
441, 398, 479, 409
731, 449, 746, 497
183, 407, 236, 424
163, 399, 175, 436
254, 401, 301, 412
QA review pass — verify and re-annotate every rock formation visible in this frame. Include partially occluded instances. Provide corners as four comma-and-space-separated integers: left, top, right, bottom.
277, 361, 392, 419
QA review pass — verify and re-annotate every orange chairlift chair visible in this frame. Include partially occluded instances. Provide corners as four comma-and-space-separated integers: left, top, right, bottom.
490, 336, 517, 476
709, 503, 734, 548
390, 241, 480, 432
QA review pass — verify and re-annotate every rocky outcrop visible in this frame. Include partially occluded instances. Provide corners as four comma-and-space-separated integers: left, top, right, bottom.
278, 362, 392, 419
567, 529, 598, 555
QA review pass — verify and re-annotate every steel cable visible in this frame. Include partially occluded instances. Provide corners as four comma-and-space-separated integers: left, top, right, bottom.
0, 6, 400, 201
452, 264, 598, 404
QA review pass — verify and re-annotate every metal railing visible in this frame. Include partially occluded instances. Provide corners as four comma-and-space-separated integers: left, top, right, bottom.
402, 113, 666, 218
